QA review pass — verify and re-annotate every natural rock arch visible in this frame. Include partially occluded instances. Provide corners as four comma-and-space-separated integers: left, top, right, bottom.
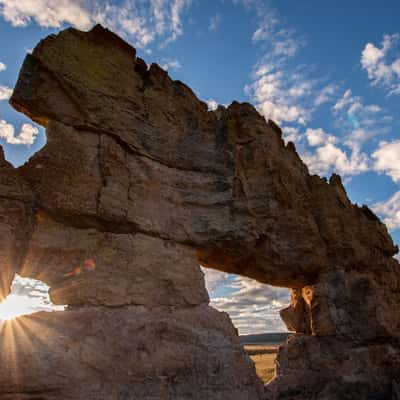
1, 25, 399, 399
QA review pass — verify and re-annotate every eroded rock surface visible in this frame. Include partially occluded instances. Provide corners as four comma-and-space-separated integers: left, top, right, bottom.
0, 24, 399, 399
0, 148, 33, 302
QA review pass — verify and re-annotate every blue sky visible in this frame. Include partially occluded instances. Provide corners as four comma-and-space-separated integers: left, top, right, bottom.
0, 0, 399, 333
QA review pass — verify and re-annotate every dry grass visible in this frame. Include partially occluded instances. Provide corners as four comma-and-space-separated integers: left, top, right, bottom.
244, 344, 279, 384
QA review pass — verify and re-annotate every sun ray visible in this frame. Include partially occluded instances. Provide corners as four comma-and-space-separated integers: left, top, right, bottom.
0, 275, 65, 321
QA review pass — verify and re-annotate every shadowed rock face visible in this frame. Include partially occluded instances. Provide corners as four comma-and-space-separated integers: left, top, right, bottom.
1, 24, 399, 399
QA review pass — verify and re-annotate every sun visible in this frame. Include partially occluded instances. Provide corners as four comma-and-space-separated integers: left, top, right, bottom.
0, 294, 35, 321
0, 275, 66, 322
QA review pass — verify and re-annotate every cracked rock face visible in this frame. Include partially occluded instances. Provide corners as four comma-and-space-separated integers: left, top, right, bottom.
0, 25, 399, 399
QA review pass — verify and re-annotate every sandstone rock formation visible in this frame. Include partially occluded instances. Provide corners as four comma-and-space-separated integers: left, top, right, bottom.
0, 24, 399, 399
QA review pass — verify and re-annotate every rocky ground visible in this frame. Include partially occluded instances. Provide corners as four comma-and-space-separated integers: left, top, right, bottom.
245, 345, 279, 384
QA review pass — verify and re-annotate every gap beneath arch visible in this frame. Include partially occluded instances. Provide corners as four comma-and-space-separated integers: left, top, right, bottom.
0, 274, 65, 321
202, 267, 291, 383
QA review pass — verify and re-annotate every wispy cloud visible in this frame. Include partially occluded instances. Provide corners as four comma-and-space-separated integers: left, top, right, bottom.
160, 58, 182, 71
208, 12, 221, 32
237, 2, 397, 184
297, 87, 395, 179
332, 89, 392, 151
0, 0, 92, 29
361, 33, 400, 95
0, 0, 192, 49
208, 273, 290, 334
0, 119, 39, 145
373, 191, 400, 231
202, 267, 230, 293
0, 62, 6, 72
314, 83, 338, 106
241, 1, 339, 127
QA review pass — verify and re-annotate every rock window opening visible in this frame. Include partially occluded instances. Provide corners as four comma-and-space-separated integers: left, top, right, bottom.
0, 274, 65, 321
202, 267, 291, 384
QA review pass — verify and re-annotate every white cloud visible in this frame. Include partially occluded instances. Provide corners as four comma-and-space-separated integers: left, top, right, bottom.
0, 119, 39, 145
361, 33, 400, 95
372, 140, 400, 183
0, 0, 192, 49
210, 275, 290, 334
202, 267, 230, 294
203, 266, 290, 334
0, 0, 92, 29
208, 13, 221, 32
282, 126, 300, 143
333, 88, 353, 111
305, 127, 337, 147
206, 98, 219, 111
160, 0, 192, 46
92, 3, 155, 48
332, 89, 390, 151
373, 191, 400, 231
0, 62, 6, 72
314, 84, 338, 106
245, 66, 311, 125
0, 85, 12, 100
241, 2, 337, 127
302, 141, 369, 178
160, 58, 182, 71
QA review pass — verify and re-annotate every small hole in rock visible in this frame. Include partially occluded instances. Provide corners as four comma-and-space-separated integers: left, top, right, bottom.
0, 274, 65, 321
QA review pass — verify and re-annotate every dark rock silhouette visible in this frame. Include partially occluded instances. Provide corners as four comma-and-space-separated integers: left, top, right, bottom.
0, 25, 399, 399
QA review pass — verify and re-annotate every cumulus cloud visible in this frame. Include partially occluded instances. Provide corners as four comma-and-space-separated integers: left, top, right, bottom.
0, 85, 12, 100
210, 275, 290, 334
302, 139, 369, 178
305, 127, 337, 147
0, 62, 6, 72
0, 119, 39, 145
373, 191, 400, 231
372, 140, 400, 183
205, 98, 220, 111
0, 0, 192, 49
281, 126, 300, 144
245, 65, 311, 125
361, 33, 400, 95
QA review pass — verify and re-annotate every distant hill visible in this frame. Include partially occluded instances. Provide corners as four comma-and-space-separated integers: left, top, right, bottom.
240, 332, 291, 345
